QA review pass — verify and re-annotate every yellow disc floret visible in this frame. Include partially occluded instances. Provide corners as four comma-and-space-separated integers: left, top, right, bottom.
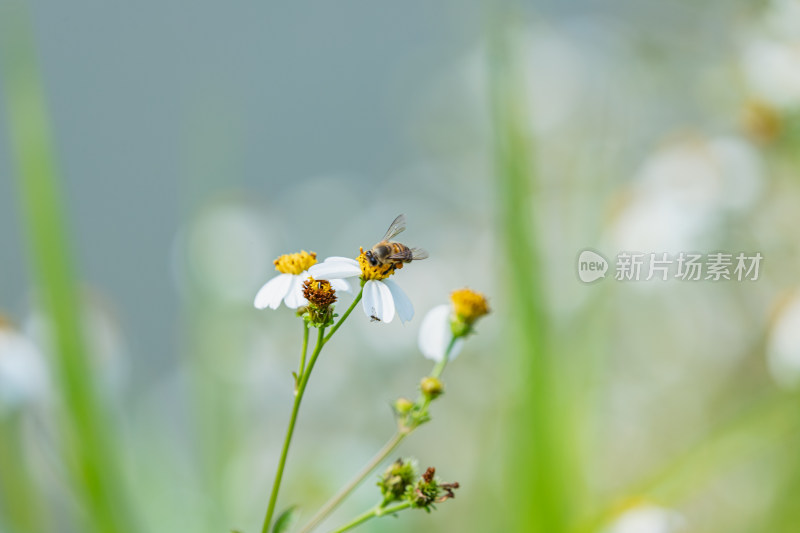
357, 247, 402, 281
274, 250, 317, 275
450, 288, 489, 325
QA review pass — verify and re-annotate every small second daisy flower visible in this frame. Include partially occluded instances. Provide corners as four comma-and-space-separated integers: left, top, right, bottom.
254, 251, 348, 310
308, 249, 413, 324
418, 288, 489, 362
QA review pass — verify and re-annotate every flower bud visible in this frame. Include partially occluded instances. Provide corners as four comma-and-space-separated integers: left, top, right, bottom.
393, 397, 414, 415
420, 377, 444, 401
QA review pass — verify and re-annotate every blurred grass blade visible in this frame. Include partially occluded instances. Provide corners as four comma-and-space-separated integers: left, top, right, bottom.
487, 11, 573, 533
272, 505, 298, 533
0, 2, 136, 532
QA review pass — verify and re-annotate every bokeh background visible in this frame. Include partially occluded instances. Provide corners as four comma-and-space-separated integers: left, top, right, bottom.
2, 1, 800, 532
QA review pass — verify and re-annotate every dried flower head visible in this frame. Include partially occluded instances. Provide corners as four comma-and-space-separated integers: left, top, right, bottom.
302, 278, 337, 308
378, 458, 417, 505
405, 466, 460, 512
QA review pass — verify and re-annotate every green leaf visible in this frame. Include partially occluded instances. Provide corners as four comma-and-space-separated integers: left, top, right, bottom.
272, 506, 298, 533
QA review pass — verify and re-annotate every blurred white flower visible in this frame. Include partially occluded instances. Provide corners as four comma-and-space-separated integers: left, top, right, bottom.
742, 39, 800, 109
604, 504, 685, 533
254, 251, 348, 310
0, 320, 48, 412
418, 304, 464, 362
767, 294, 800, 388
24, 290, 127, 396
178, 203, 274, 304
742, 0, 800, 109
611, 136, 762, 252
309, 256, 413, 324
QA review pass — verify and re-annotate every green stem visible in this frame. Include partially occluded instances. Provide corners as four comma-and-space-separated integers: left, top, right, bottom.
297, 321, 310, 385
262, 326, 326, 533
299, 432, 407, 533
323, 289, 363, 345
262, 288, 364, 532
329, 502, 412, 533
300, 337, 460, 532
430, 334, 457, 380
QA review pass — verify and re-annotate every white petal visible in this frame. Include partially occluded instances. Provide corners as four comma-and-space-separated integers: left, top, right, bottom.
308, 261, 361, 280
383, 279, 413, 323
418, 304, 464, 362
363, 280, 395, 323
254, 273, 293, 310
330, 278, 352, 293
283, 274, 308, 309
324, 256, 360, 266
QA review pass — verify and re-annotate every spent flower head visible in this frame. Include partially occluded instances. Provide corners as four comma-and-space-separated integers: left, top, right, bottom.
301, 277, 337, 327
404, 466, 459, 512
378, 458, 417, 505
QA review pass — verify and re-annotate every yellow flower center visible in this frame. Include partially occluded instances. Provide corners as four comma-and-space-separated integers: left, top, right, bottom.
357, 247, 402, 281
274, 250, 317, 275
450, 288, 489, 324
302, 277, 337, 308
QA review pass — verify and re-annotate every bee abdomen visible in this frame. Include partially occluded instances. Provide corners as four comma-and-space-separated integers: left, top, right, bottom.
388, 243, 414, 263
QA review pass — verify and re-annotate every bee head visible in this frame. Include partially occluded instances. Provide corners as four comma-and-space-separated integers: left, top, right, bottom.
366, 250, 378, 266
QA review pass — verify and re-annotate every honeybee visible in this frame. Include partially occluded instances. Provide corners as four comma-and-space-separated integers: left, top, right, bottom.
366, 214, 429, 267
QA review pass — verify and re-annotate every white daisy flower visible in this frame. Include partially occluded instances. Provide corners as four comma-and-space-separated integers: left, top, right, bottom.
604, 504, 685, 533
254, 250, 349, 310
308, 254, 413, 324
418, 288, 489, 362
0, 318, 48, 412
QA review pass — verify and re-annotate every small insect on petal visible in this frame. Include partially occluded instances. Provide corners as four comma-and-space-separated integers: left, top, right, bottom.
363, 280, 395, 323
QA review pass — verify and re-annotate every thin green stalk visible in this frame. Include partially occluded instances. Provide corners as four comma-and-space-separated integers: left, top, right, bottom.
299, 337, 459, 533
297, 321, 310, 385
262, 326, 326, 533
0, 414, 48, 533
0, 3, 134, 532
263, 288, 364, 532
323, 289, 363, 344
329, 502, 412, 533
299, 432, 407, 533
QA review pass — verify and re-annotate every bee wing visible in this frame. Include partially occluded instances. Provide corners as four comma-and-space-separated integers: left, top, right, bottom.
410, 248, 429, 260
381, 214, 406, 242
387, 247, 428, 261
